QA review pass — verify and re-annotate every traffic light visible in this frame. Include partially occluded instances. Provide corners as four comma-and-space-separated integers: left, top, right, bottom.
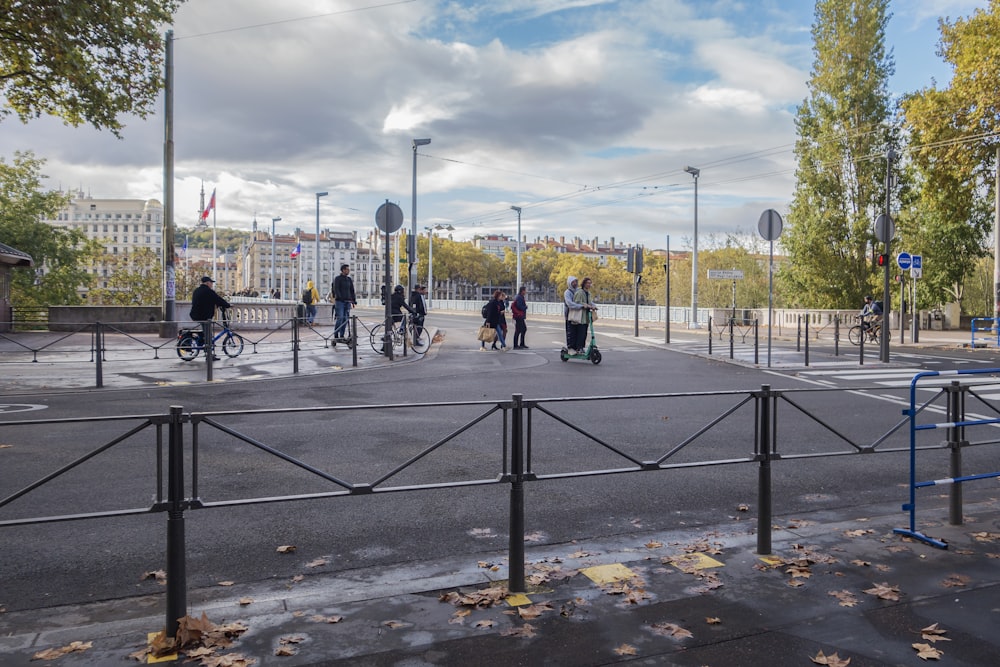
877, 253, 889, 267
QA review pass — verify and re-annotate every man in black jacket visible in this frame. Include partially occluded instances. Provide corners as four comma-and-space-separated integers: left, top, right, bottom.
189, 276, 230, 361
332, 264, 356, 341
409, 284, 427, 344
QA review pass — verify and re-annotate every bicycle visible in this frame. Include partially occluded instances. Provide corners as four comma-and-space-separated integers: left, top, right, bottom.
369, 315, 430, 355
848, 315, 889, 346
176, 310, 245, 360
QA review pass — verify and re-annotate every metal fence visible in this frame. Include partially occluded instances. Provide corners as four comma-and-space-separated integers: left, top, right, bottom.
2, 380, 992, 638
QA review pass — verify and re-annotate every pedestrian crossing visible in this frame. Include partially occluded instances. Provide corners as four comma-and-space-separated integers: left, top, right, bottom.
794, 366, 1000, 396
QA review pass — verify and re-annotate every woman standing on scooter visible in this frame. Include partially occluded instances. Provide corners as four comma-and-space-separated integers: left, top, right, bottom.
572, 277, 598, 352
563, 276, 583, 353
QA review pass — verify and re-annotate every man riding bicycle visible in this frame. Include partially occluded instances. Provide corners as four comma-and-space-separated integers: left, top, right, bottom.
190, 276, 230, 361
860, 295, 882, 333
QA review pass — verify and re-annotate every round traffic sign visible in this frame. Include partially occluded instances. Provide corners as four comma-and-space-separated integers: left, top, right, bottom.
896, 252, 911, 270
757, 209, 783, 241
874, 214, 894, 243
375, 202, 404, 233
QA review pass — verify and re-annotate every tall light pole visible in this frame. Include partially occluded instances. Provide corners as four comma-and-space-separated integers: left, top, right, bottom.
684, 166, 700, 328
424, 223, 453, 309
411, 138, 431, 294
271, 216, 281, 296
511, 205, 522, 291
315, 192, 328, 290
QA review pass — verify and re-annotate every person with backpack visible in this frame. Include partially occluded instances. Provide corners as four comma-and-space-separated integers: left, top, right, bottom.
860, 295, 883, 334
301, 280, 320, 326
511, 285, 528, 349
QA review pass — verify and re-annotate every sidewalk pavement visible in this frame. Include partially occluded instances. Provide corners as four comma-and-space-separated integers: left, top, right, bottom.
1, 498, 997, 665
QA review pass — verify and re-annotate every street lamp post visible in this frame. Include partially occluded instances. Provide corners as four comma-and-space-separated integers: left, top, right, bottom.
411, 138, 431, 295
315, 192, 328, 291
271, 217, 281, 297
424, 223, 453, 309
684, 166, 700, 328
511, 206, 522, 291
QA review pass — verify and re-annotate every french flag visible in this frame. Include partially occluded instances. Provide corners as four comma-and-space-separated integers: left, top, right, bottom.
290, 242, 301, 259
200, 188, 216, 221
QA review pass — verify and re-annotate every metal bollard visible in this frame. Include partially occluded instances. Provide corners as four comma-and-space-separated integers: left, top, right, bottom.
351, 315, 358, 367
754, 319, 759, 365
834, 315, 839, 357
947, 381, 966, 525
165, 405, 188, 639
708, 315, 713, 355
508, 394, 526, 593
203, 321, 213, 382
796, 315, 801, 352
756, 384, 772, 555
292, 315, 300, 374
729, 318, 734, 359
95, 322, 104, 388
804, 317, 809, 366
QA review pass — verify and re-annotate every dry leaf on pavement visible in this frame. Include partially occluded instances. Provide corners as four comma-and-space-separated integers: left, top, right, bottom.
919, 623, 951, 643
863, 582, 901, 601
613, 643, 638, 655
650, 621, 693, 639
276, 545, 296, 553
32, 641, 93, 660
912, 642, 943, 659
828, 590, 859, 607
142, 569, 167, 585
501, 623, 536, 638
706, 617, 721, 624
811, 649, 851, 666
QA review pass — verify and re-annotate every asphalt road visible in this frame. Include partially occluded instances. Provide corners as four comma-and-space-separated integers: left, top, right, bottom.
2, 312, 997, 616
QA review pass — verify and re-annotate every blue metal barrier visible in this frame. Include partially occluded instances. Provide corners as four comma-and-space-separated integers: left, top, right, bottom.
895, 368, 1000, 548
970, 317, 999, 347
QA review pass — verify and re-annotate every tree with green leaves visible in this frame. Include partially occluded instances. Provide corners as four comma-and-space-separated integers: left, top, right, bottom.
87, 247, 163, 305
782, 0, 897, 308
1, 1, 183, 136
0, 151, 97, 306
899, 2, 1000, 314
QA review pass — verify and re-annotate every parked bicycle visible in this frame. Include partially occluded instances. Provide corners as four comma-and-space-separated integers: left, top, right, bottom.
369, 315, 429, 355
176, 309, 245, 360
848, 314, 889, 346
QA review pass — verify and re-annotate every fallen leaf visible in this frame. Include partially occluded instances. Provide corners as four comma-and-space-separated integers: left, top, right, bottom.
844, 529, 874, 537
787, 578, 806, 588
474, 619, 495, 628
291, 575, 304, 583
524, 531, 545, 542
970, 531, 1000, 543
850, 559, 870, 567
912, 642, 943, 660
31, 641, 93, 661
737, 503, 750, 512
276, 545, 297, 554
650, 621, 693, 639
828, 590, 859, 607
142, 569, 167, 585
919, 623, 951, 643
811, 649, 851, 666
383, 620, 408, 629
305, 558, 328, 568
309, 614, 343, 624
863, 582, 901, 601
279, 635, 305, 645
645, 540, 664, 549
941, 574, 970, 588
501, 623, 536, 638
218, 581, 235, 586
275, 646, 297, 656
613, 643, 638, 655
706, 617, 721, 624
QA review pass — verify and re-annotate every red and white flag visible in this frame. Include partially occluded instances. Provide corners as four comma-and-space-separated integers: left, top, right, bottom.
200, 188, 216, 221
290, 242, 301, 259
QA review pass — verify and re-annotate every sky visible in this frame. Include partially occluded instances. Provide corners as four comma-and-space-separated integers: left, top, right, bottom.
0, 0, 990, 253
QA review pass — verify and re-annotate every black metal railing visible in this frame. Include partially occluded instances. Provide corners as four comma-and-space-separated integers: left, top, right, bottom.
2, 381, 992, 639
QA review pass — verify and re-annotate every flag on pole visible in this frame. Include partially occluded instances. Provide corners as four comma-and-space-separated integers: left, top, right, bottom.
182, 236, 188, 254
200, 188, 216, 222
290, 242, 301, 259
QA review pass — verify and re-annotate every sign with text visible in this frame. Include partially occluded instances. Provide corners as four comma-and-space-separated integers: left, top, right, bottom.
707, 269, 744, 280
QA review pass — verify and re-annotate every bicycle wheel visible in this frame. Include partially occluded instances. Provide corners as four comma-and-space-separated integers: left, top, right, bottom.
176, 333, 200, 360
222, 332, 244, 357
409, 323, 430, 353
847, 325, 863, 346
370, 324, 385, 354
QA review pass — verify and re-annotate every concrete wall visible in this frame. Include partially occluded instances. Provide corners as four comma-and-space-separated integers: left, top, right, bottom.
49, 306, 162, 332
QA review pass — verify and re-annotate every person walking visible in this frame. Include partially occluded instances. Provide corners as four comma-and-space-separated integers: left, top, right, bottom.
410, 284, 427, 345
189, 276, 230, 361
511, 285, 528, 349
480, 289, 508, 351
563, 276, 583, 353
572, 277, 598, 352
332, 264, 356, 343
302, 280, 320, 326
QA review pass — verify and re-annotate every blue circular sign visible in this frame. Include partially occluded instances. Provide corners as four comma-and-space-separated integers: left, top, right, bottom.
896, 252, 911, 270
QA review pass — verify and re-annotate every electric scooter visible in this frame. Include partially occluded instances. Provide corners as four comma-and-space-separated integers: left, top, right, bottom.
560, 311, 602, 364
